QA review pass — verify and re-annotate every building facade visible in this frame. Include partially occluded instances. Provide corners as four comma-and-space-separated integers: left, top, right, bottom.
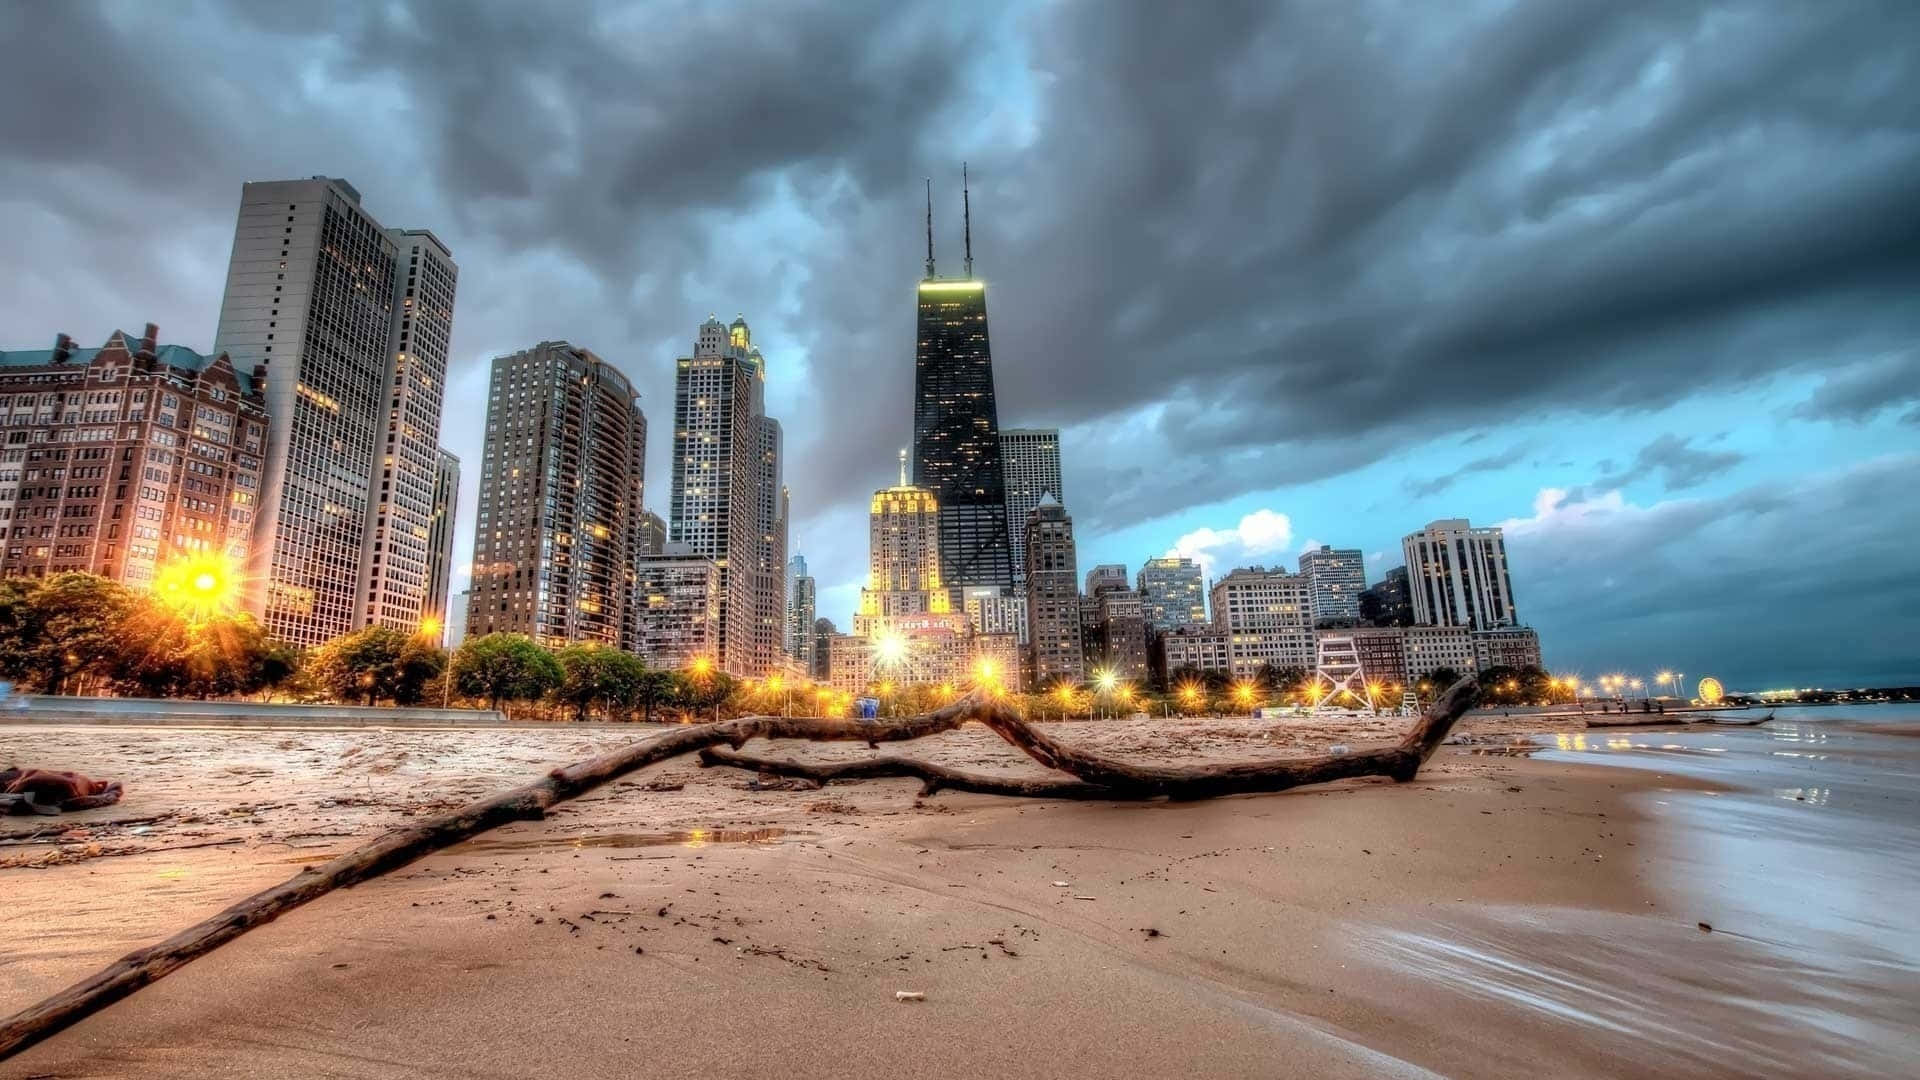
1403, 519, 1518, 630
422, 449, 459, 643
1022, 494, 1084, 687
466, 342, 646, 649
1404, 624, 1477, 683
1210, 567, 1314, 679
639, 510, 667, 557
634, 545, 721, 669
211, 176, 457, 645
1298, 545, 1366, 626
1137, 555, 1207, 632
0, 327, 265, 588
668, 316, 761, 674
1345, 625, 1412, 689
1472, 626, 1544, 671
962, 585, 1028, 644
1089, 587, 1150, 681
1359, 565, 1413, 627
999, 427, 1060, 590
1151, 626, 1232, 684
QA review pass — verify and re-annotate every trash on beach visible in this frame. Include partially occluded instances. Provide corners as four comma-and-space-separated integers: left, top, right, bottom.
1051, 880, 1070, 887
1698, 922, 1713, 933
895, 991, 926, 1003
1328, 744, 1350, 757
1072, 895, 1097, 901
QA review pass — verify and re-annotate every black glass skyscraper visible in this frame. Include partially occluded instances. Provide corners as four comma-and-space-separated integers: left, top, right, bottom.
911, 172, 1014, 600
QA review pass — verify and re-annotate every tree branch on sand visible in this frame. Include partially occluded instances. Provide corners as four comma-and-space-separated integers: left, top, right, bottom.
0, 677, 1477, 1061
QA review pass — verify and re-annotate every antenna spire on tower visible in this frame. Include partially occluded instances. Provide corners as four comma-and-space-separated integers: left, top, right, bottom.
962, 162, 973, 278
924, 178, 936, 279
898, 447, 909, 488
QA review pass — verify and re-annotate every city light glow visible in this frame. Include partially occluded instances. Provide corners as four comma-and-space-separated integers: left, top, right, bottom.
151, 553, 239, 621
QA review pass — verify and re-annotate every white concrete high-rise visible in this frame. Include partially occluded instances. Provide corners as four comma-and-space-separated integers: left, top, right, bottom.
1298, 545, 1366, 625
1000, 428, 1061, 590
1402, 519, 1518, 630
1210, 567, 1314, 678
212, 176, 458, 645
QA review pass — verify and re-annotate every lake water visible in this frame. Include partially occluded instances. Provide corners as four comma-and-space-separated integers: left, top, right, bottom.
1369, 705, 1920, 1076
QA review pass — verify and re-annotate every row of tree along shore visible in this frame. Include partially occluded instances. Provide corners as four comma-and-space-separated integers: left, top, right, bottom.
3, 571, 1574, 723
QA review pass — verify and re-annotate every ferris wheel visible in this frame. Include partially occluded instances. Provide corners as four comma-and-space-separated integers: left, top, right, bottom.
1697, 677, 1724, 705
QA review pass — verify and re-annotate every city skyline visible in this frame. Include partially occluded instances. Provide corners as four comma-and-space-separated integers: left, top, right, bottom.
3, 3, 1915, 688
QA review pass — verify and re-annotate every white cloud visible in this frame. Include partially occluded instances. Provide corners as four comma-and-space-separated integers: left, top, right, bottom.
1165, 507, 1294, 579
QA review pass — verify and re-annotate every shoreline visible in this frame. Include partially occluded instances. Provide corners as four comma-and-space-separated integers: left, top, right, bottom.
3, 711, 1907, 1077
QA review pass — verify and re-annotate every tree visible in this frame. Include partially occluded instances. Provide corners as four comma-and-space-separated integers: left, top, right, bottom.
310, 627, 447, 706
635, 668, 677, 724
1419, 667, 1461, 703
674, 667, 736, 721
107, 600, 282, 699
452, 634, 562, 712
1516, 664, 1554, 705
553, 645, 647, 721
1478, 665, 1521, 706
20, 573, 134, 694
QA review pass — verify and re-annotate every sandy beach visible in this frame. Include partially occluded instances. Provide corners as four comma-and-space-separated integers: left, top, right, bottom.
4, 708, 1915, 1078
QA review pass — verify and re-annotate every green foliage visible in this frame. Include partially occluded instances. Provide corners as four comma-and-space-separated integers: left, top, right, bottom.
673, 668, 736, 719
452, 633, 562, 710
107, 599, 286, 699
1420, 667, 1463, 702
9, 573, 135, 693
311, 626, 447, 706
553, 645, 648, 720
635, 668, 677, 723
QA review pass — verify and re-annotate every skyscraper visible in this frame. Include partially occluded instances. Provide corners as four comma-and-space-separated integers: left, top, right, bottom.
212, 176, 457, 645
1358, 566, 1413, 627
1137, 556, 1207, 631
1298, 545, 1366, 625
856, 451, 949, 630
1023, 494, 1084, 687
668, 316, 763, 674
466, 342, 646, 648
634, 543, 721, 669
912, 173, 1013, 605
1402, 519, 1518, 629
999, 428, 1061, 589
786, 554, 816, 671
423, 449, 459, 644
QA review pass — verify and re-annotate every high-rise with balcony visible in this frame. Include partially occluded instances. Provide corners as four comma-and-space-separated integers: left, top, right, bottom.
1298, 545, 1366, 626
999, 428, 1060, 589
466, 342, 645, 648
1402, 519, 1518, 630
211, 176, 458, 645
668, 316, 764, 674
912, 175, 1013, 605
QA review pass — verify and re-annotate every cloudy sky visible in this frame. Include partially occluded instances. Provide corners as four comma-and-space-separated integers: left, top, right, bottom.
4, 0, 1916, 689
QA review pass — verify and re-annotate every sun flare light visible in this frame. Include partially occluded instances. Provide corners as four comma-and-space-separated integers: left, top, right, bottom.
151, 553, 239, 620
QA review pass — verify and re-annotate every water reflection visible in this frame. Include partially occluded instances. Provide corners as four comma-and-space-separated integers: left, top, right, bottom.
462, 828, 793, 853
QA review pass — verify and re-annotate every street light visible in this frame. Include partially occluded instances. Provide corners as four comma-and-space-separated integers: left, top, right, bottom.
1232, 681, 1256, 717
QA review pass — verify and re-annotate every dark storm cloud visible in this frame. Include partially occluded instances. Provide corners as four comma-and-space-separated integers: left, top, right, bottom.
1404, 443, 1535, 499
1788, 349, 1920, 425
1610, 434, 1747, 492
1, 0, 1915, 650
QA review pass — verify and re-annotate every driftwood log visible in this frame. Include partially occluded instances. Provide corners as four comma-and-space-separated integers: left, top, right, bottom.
0, 677, 1477, 1061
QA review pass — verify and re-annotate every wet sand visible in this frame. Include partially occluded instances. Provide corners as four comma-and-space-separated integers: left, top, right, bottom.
2, 710, 1912, 1077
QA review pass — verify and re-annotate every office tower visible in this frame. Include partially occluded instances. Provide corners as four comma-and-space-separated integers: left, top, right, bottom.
1085, 564, 1128, 597
1298, 545, 1366, 625
912, 173, 1013, 604
212, 176, 457, 645
787, 554, 816, 671
1137, 555, 1207, 631
1472, 626, 1543, 671
1402, 519, 1518, 629
668, 316, 763, 674
634, 543, 721, 669
856, 451, 949, 630
445, 589, 471, 651
1404, 624, 1477, 682
466, 342, 646, 648
0, 325, 265, 585
639, 510, 667, 557
999, 427, 1061, 589
1210, 567, 1314, 679
1091, 587, 1150, 681
1023, 494, 1084, 686
751, 409, 787, 673
422, 449, 459, 644
1151, 626, 1231, 685
1359, 566, 1414, 627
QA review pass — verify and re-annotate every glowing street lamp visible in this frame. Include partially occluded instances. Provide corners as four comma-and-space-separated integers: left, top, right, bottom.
1232, 681, 1256, 716
1177, 682, 1202, 715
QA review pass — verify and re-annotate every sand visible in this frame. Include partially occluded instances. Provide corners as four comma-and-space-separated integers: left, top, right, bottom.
0, 712, 1830, 1078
